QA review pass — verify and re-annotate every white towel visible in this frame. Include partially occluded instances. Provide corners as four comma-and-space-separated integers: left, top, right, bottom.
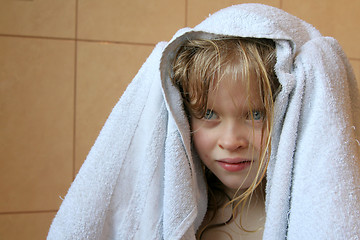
48, 4, 360, 239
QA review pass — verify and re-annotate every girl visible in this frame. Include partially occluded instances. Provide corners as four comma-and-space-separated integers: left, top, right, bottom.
48, 4, 360, 240
171, 37, 279, 239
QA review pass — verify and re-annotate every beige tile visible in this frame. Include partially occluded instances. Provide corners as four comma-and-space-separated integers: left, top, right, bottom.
283, 0, 360, 59
0, 211, 55, 240
0, 37, 74, 212
350, 60, 360, 88
78, 0, 185, 44
187, 0, 281, 27
75, 41, 154, 172
0, 0, 75, 38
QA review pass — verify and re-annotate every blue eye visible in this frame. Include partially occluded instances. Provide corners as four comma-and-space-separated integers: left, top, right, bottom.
250, 110, 264, 121
203, 109, 217, 120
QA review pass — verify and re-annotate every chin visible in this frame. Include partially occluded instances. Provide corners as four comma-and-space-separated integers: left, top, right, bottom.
223, 180, 251, 193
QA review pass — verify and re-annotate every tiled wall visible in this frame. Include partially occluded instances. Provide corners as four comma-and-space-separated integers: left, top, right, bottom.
0, 0, 359, 239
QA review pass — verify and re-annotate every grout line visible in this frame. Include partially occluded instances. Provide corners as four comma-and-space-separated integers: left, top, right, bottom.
349, 57, 360, 61
0, 210, 58, 215
0, 34, 156, 47
279, 0, 283, 9
76, 38, 156, 47
0, 33, 74, 42
185, 0, 188, 27
73, 0, 79, 181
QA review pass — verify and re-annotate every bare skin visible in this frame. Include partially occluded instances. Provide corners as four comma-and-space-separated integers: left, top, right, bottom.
197, 189, 265, 240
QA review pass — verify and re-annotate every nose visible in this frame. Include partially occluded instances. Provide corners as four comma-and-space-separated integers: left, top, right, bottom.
218, 121, 249, 151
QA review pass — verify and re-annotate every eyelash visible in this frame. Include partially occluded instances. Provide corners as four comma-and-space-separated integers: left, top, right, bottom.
203, 109, 218, 120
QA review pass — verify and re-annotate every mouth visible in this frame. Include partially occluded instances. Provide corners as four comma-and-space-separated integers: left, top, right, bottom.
217, 158, 253, 172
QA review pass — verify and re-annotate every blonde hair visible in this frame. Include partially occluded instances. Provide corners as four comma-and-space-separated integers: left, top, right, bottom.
171, 37, 279, 237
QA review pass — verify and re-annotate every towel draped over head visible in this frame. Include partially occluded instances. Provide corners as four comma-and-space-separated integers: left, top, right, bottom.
48, 4, 360, 239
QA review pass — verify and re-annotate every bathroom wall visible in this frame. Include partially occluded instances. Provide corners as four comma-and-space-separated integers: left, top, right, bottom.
0, 0, 359, 239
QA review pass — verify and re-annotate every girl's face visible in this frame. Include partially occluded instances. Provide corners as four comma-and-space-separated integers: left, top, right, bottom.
191, 77, 267, 192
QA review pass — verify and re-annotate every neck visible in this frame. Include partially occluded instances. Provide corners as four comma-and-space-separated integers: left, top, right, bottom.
197, 187, 266, 240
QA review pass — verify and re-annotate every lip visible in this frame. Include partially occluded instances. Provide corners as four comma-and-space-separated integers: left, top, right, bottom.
217, 158, 252, 172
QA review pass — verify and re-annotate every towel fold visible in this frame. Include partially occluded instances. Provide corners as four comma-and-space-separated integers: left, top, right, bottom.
48, 4, 360, 239
48, 42, 207, 240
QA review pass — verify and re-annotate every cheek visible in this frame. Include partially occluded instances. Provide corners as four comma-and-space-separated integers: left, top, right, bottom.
192, 130, 211, 159
252, 128, 266, 150
254, 128, 269, 155
191, 120, 215, 160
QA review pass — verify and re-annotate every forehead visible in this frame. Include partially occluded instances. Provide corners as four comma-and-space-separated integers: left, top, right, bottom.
208, 74, 263, 108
